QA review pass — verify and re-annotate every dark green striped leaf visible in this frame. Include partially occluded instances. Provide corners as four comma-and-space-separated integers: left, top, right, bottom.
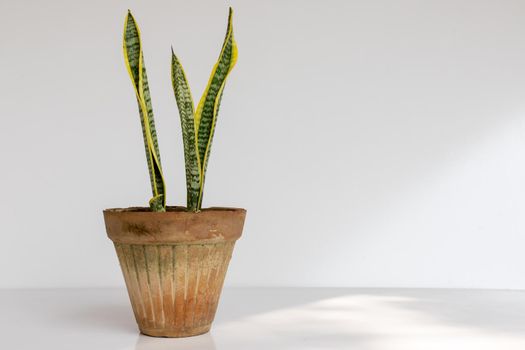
194, 7, 238, 209
171, 51, 201, 211
123, 11, 166, 211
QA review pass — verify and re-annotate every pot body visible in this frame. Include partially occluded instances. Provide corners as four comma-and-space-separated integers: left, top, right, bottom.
103, 207, 246, 337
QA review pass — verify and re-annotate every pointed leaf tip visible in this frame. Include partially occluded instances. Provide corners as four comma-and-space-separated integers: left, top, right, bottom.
126, 10, 137, 25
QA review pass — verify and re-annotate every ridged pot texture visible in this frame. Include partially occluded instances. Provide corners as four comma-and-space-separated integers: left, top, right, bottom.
103, 207, 246, 337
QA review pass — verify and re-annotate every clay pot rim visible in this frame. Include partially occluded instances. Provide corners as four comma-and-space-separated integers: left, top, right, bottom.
103, 206, 246, 214
103, 206, 246, 245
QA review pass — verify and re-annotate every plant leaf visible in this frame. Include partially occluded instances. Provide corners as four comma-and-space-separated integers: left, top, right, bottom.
194, 7, 238, 208
123, 11, 166, 211
171, 51, 201, 211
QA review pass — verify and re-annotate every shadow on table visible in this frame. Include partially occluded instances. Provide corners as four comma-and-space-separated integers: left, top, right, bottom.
59, 288, 137, 333
214, 287, 350, 324
63, 287, 525, 349
134, 333, 216, 350
210, 289, 525, 349
64, 287, 349, 334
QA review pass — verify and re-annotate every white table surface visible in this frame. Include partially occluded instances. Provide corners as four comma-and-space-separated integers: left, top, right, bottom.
1, 287, 524, 350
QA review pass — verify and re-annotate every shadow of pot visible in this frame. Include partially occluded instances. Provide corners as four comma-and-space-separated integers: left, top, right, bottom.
134, 332, 216, 350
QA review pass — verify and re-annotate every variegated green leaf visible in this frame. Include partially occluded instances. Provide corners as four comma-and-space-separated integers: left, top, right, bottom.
194, 7, 238, 209
123, 11, 166, 211
171, 51, 201, 211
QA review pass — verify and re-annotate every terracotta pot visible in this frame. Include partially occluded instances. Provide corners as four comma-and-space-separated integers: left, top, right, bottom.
103, 206, 246, 337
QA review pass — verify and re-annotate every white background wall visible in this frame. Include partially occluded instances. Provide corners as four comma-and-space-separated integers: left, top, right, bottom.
1, 0, 525, 289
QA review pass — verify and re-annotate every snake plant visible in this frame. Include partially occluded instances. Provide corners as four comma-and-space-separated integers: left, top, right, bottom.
123, 8, 237, 212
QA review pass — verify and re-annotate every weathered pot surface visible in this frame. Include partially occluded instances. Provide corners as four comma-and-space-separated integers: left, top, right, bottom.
103, 206, 246, 337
